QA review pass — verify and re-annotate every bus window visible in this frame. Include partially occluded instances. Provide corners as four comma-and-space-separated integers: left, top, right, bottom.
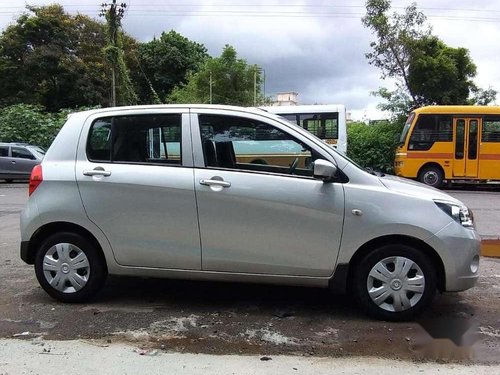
455, 120, 465, 160
280, 114, 299, 125
299, 113, 338, 139
468, 120, 478, 160
408, 115, 452, 150
482, 117, 500, 142
262, 105, 347, 154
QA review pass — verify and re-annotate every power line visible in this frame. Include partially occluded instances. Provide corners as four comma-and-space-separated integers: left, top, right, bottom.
1, 5, 500, 23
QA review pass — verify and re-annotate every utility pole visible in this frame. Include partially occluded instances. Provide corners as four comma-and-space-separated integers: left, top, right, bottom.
253, 69, 257, 106
253, 67, 265, 106
100, 1, 127, 107
209, 71, 213, 104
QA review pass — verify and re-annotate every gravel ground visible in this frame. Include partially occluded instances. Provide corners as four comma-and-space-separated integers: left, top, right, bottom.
1, 183, 499, 365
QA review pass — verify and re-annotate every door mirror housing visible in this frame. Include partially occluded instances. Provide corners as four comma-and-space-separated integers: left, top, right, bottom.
313, 159, 337, 182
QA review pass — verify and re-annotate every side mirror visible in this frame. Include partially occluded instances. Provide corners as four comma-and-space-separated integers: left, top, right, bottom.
313, 159, 337, 182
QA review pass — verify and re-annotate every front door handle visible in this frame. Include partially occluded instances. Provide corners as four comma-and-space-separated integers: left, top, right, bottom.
83, 168, 111, 177
199, 179, 231, 188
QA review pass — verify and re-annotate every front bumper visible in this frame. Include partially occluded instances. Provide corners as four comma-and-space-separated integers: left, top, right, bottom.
427, 222, 481, 292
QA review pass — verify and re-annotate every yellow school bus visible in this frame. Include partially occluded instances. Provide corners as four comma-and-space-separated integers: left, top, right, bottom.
395, 106, 500, 187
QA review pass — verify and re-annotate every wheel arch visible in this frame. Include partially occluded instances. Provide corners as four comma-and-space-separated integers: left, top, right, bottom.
344, 234, 446, 292
25, 221, 108, 270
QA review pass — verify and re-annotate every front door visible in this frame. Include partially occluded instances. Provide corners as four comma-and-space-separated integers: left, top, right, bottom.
453, 118, 480, 178
193, 112, 345, 277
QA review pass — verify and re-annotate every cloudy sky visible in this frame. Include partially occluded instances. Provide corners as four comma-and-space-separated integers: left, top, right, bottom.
0, 0, 499, 120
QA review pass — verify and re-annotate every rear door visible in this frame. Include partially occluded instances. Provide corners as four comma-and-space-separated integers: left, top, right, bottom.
10, 146, 38, 178
76, 110, 201, 270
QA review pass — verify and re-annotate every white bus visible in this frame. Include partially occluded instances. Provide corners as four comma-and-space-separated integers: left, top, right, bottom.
261, 104, 347, 154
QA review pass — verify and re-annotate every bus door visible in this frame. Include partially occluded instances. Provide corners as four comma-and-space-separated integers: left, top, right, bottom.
453, 118, 480, 178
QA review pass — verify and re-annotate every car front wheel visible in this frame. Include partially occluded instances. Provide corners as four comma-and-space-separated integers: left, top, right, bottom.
418, 166, 444, 188
34, 232, 107, 302
352, 244, 437, 321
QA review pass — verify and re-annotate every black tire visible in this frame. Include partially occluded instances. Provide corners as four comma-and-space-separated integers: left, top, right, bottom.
352, 244, 437, 321
34, 232, 107, 302
418, 166, 444, 188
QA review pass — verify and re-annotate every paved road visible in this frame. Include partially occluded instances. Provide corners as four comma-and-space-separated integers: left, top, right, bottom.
444, 189, 500, 239
0, 182, 499, 364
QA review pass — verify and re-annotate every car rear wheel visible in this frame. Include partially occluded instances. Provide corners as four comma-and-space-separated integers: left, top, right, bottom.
34, 232, 107, 302
352, 244, 437, 321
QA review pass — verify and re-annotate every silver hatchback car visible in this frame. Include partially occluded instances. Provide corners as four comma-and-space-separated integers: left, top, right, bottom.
0, 142, 45, 182
20, 105, 480, 321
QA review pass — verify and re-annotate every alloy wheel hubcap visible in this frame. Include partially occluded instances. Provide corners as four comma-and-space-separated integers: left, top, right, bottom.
424, 171, 438, 185
367, 256, 425, 312
42, 243, 90, 294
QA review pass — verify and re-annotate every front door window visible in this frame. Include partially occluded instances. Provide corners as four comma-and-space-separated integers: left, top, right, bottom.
198, 114, 319, 178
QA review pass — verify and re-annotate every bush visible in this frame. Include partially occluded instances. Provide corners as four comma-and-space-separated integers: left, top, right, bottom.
346, 120, 404, 174
0, 104, 96, 149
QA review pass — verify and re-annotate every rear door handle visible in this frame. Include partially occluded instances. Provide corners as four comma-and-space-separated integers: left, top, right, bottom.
199, 179, 231, 188
83, 169, 111, 177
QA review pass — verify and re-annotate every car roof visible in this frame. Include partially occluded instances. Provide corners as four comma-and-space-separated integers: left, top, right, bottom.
70, 104, 270, 118
0, 142, 30, 146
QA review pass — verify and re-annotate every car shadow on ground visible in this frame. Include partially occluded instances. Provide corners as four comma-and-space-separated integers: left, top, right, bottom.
93, 275, 362, 319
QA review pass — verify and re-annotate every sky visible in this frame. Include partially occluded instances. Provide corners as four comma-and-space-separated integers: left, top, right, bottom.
0, 0, 499, 120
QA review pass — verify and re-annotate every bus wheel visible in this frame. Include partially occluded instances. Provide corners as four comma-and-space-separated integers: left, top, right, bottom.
418, 166, 443, 188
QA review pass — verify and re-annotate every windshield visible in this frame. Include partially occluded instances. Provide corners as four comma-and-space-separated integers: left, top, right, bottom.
399, 112, 415, 145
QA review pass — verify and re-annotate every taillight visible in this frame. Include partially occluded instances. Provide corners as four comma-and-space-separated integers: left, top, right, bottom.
29, 164, 43, 196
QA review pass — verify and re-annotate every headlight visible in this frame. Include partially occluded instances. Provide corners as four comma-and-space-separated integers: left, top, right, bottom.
434, 201, 474, 228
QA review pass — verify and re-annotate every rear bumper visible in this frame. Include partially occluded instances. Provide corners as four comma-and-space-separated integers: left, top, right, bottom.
20, 241, 33, 264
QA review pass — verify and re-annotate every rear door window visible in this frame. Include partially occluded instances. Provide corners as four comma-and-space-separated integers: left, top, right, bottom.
87, 115, 182, 165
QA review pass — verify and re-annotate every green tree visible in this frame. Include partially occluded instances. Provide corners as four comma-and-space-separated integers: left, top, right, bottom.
0, 5, 111, 111
133, 30, 209, 104
362, 0, 429, 104
168, 45, 265, 106
363, 0, 496, 119
407, 36, 477, 105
